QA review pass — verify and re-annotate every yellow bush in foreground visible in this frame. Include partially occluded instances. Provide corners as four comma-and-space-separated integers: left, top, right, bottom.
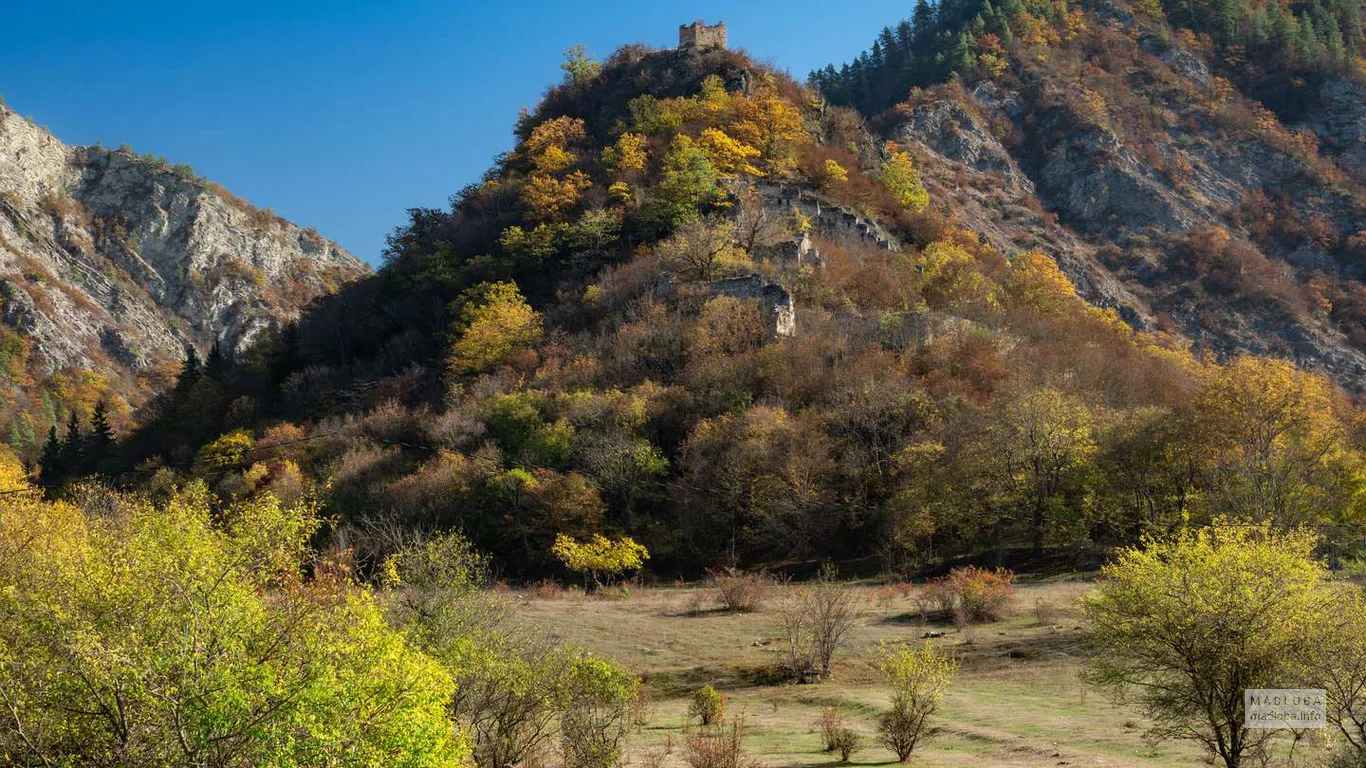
0, 477, 469, 767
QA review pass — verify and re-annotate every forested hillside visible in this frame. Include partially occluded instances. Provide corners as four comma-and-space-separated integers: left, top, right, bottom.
12, 8, 1366, 767
63, 27, 1366, 579
811, 0, 1365, 117
813, 0, 1366, 391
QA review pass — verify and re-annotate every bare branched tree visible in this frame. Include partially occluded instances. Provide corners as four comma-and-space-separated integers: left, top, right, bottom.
778, 564, 859, 682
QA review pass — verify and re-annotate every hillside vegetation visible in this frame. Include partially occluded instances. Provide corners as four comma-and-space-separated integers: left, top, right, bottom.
73, 28, 1366, 579
10, 5, 1366, 767
815, 0, 1366, 389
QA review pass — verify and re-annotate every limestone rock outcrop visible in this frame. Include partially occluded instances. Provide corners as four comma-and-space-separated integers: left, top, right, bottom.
0, 105, 367, 401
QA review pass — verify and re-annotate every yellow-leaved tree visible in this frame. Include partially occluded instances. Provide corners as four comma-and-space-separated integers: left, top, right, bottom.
1192, 355, 1364, 526
1006, 250, 1078, 315
916, 239, 997, 311
698, 127, 762, 178
1082, 521, 1338, 768
551, 533, 648, 589
876, 641, 958, 762
0, 482, 468, 766
878, 143, 929, 212
449, 281, 543, 376
193, 428, 257, 478
728, 76, 806, 176
521, 116, 592, 222
0, 445, 29, 492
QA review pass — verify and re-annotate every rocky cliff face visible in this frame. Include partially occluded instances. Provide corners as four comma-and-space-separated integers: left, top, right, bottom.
0, 104, 367, 441
888, 6, 1366, 389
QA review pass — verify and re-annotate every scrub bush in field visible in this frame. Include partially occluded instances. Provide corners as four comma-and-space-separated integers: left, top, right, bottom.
690, 685, 726, 725
876, 641, 958, 761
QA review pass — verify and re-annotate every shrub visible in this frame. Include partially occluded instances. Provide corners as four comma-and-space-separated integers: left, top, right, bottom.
779, 564, 859, 682
638, 742, 673, 768
383, 535, 563, 768
919, 577, 957, 617
711, 568, 774, 612
1033, 597, 1056, 625
684, 716, 757, 768
559, 653, 640, 768
360, 399, 430, 446
876, 642, 958, 762
534, 578, 562, 599
832, 728, 863, 763
953, 566, 1014, 622
690, 685, 726, 725
944, 566, 1015, 623
452, 640, 566, 767
816, 706, 843, 751
0, 482, 468, 766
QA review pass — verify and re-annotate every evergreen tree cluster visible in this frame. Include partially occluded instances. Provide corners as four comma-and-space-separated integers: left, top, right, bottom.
39, 342, 228, 489
808, 0, 1037, 115
38, 400, 115, 488
811, 0, 1366, 119
1173, 0, 1364, 75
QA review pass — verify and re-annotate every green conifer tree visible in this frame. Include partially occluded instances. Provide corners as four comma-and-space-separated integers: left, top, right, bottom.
60, 411, 82, 476
86, 400, 115, 474
39, 426, 62, 488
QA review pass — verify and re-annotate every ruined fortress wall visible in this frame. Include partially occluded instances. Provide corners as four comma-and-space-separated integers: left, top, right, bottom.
679, 21, 727, 50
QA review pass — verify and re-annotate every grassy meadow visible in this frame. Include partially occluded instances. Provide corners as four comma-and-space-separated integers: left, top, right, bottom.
514, 577, 1320, 768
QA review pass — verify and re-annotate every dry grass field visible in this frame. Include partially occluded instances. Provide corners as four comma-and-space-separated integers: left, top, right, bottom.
513, 576, 1325, 768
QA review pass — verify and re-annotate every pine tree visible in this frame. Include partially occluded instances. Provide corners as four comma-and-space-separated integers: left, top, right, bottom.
86, 400, 115, 473
7, 414, 34, 456
999, 17, 1016, 47
205, 339, 228, 380
1321, 13, 1346, 66
878, 27, 897, 58
896, 19, 914, 51
268, 321, 302, 386
1250, 5, 1273, 49
913, 0, 936, 42
39, 426, 62, 487
176, 345, 203, 394
949, 30, 978, 74
1298, 14, 1322, 66
60, 411, 82, 476
1343, 3, 1363, 48
1215, 0, 1244, 45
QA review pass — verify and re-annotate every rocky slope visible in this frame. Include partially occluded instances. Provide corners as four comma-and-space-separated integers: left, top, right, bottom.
825, 0, 1366, 390
0, 104, 366, 447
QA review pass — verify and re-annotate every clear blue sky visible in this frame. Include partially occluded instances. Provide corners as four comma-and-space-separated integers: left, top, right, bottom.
0, 1, 906, 264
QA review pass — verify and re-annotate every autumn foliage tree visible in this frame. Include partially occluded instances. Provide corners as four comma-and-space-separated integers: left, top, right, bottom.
1083, 521, 1338, 768
878, 143, 929, 212
877, 641, 958, 761
551, 533, 649, 589
449, 281, 543, 376
1192, 355, 1355, 525
0, 476, 469, 766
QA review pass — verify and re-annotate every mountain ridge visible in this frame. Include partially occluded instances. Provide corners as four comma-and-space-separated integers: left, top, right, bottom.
0, 103, 367, 452
818, 0, 1366, 389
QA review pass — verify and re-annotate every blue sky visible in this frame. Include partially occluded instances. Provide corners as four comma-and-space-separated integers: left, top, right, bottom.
0, 1, 907, 264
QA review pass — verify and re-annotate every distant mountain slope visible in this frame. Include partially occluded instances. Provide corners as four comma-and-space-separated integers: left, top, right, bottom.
0, 104, 367, 454
816, 0, 1366, 389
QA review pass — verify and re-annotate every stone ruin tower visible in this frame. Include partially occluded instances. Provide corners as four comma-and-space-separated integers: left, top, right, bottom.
679, 19, 727, 50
